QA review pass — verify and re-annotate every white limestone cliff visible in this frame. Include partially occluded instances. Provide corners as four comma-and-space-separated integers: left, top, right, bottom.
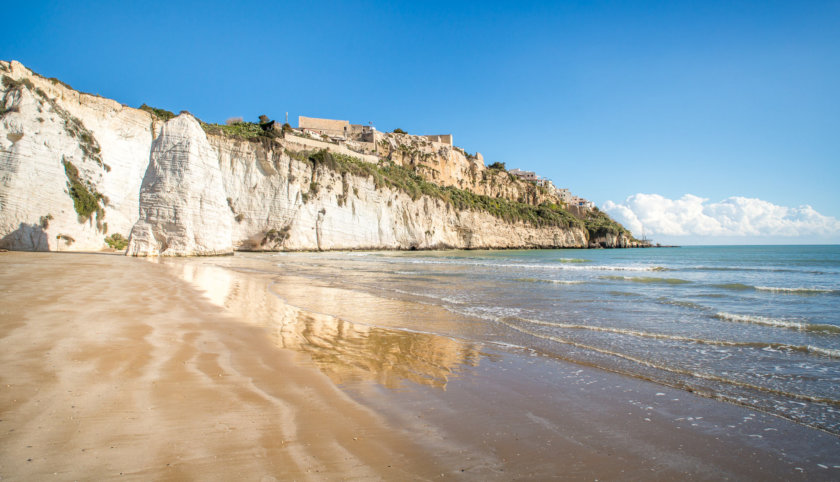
213, 136, 587, 251
0, 60, 634, 254
126, 114, 233, 256
0, 60, 153, 251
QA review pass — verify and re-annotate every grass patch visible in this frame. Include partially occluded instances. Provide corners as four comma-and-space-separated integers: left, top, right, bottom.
2, 75, 34, 91
201, 120, 281, 140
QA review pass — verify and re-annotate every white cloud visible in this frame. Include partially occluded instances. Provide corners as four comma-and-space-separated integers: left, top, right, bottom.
603, 194, 840, 243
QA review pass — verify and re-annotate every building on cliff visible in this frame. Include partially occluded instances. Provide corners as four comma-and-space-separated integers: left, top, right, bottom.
298, 116, 377, 143
299, 115, 454, 148
510, 169, 593, 211
509, 169, 538, 181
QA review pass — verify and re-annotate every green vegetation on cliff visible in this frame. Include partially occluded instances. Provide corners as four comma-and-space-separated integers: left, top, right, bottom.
200, 117, 281, 140
62, 159, 106, 226
201, 120, 264, 138
288, 149, 631, 235
104, 233, 128, 250
139, 104, 176, 122
582, 208, 631, 239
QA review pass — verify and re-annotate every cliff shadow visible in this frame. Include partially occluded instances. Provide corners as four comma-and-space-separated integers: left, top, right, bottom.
0, 222, 49, 251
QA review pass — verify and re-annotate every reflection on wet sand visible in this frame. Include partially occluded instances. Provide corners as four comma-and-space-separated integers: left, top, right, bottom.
170, 260, 483, 389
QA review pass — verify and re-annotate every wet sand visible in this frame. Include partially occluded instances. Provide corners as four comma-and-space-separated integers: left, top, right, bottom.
0, 252, 437, 479
1, 252, 839, 480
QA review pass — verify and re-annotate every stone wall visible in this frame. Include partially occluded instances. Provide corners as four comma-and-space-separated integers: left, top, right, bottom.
424, 134, 453, 146
284, 134, 380, 164
298, 116, 350, 137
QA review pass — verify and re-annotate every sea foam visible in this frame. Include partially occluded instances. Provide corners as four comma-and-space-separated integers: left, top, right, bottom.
714, 312, 840, 334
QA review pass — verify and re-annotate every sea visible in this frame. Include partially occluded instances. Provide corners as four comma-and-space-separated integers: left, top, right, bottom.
231, 245, 840, 435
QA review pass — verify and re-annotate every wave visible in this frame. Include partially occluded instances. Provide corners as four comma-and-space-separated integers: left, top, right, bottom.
805, 345, 840, 358
384, 258, 667, 272
556, 258, 590, 263
602, 276, 692, 285
504, 316, 840, 359
656, 298, 708, 311
493, 317, 840, 405
713, 283, 754, 291
684, 266, 830, 275
754, 286, 839, 295
514, 278, 585, 285
714, 312, 840, 334
714, 283, 838, 295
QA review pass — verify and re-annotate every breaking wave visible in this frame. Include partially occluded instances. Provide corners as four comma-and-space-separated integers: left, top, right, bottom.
504, 316, 840, 359
714, 283, 838, 295
493, 316, 840, 406
514, 278, 585, 285
386, 258, 667, 272
602, 276, 692, 285
714, 312, 840, 334
754, 286, 839, 295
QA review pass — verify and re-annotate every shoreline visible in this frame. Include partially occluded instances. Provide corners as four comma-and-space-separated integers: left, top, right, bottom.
1, 252, 838, 479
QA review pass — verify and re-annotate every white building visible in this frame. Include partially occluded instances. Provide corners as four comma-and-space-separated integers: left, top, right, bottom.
572, 196, 594, 209
556, 188, 573, 204
509, 168, 538, 181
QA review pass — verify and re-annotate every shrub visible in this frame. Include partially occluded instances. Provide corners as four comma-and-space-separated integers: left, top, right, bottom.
139, 104, 176, 122
226, 116, 244, 125
104, 233, 128, 250
487, 162, 506, 171
1, 75, 34, 90
57, 234, 75, 245
392, 128, 407, 134
62, 160, 105, 223
262, 226, 291, 246
39, 214, 53, 229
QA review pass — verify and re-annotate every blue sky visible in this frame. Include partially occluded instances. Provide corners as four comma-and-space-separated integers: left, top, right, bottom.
2, 1, 838, 243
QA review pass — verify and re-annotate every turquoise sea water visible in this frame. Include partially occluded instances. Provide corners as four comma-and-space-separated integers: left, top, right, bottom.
261, 245, 840, 434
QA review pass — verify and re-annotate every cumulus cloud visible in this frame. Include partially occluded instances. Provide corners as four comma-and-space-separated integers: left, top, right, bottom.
603, 194, 840, 241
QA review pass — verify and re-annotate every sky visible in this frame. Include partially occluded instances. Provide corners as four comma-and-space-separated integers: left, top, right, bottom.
2, 0, 838, 244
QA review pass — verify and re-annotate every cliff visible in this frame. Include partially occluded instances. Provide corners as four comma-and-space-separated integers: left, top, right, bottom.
0, 61, 153, 251
127, 115, 233, 256
0, 60, 636, 254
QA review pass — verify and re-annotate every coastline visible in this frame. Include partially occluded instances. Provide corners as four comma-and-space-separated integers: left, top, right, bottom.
1, 251, 838, 479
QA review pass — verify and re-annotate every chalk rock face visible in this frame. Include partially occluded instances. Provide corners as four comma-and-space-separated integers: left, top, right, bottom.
0, 60, 152, 251
210, 136, 589, 251
127, 114, 233, 256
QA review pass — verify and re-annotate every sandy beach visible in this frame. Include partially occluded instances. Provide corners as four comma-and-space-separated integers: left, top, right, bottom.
2, 251, 839, 480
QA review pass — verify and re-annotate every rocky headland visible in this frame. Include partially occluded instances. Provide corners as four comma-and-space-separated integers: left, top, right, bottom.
0, 60, 639, 255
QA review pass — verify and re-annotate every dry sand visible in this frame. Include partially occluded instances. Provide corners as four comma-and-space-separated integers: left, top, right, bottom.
1, 252, 838, 480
